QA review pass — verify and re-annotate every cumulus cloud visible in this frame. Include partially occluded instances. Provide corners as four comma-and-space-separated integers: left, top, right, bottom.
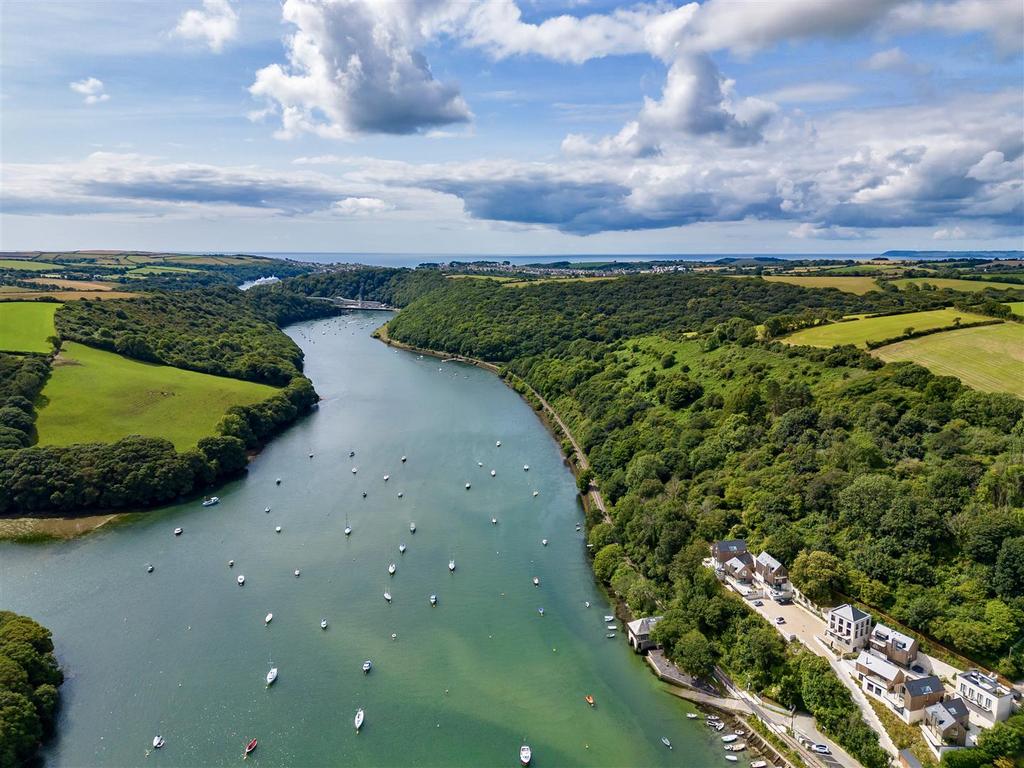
887, 0, 1024, 54
862, 46, 929, 76
250, 0, 470, 139
69, 77, 109, 105
932, 226, 967, 239
332, 196, 394, 216
173, 0, 239, 53
789, 222, 870, 240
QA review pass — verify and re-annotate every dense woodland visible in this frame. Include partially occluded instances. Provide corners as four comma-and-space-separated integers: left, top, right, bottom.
386, 272, 1024, 768
0, 355, 49, 450
0, 611, 62, 768
254, 266, 446, 308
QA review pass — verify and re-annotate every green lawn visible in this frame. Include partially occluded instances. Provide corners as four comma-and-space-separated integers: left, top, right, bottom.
0, 302, 60, 352
36, 342, 279, 450
784, 308, 992, 348
761, 275, 880, 294
1006, 302, 1024, 317
0, 259, 64, 272
126, 265, 202, 276
874, 323, 1024, 397
890, 277, 1022, 292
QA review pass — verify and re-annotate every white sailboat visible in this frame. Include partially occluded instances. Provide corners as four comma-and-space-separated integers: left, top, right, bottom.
410, 522, 416, 533
265, 613, 273, 625
266, 667, 278, 686
362, 660, 372, 673
384, 589, 392, 603
152, 736, 165, 749
399, 543, 407, 554
237, 575, 245, 585
448, 559, 456, 572
429, 594, 437, 606
388, 562, 397, 576
320, 618, 328, 630
354, 708, 364, 731
490, 469, 496, 477
520, 745, 531, 765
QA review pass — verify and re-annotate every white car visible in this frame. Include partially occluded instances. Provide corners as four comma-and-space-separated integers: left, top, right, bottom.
811, 744, 831, 755
775, 616, 786, 625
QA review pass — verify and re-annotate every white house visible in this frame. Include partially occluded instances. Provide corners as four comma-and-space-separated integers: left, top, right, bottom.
955, 669, 1015, 728
855, 651, 906, 704
826, 604, 871, 652
626, 616, 663, 653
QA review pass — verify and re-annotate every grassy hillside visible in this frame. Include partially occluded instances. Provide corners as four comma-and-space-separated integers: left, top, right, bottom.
1006, 301, 1024, 317
875, 323, 1024, 397
891, 277, 1022, 292
783, 308, 992, 348
0, 302, 59, 353
762, 275, 880, 294
36, 342, 279, 450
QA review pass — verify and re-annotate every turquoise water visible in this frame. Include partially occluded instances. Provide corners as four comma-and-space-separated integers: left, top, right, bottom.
1, 313, 722, 766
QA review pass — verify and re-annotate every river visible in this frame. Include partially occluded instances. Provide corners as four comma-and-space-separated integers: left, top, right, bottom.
1, 313, 722, 767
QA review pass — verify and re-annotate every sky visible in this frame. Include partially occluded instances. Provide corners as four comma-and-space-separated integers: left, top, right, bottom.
1, 0, 1022, 255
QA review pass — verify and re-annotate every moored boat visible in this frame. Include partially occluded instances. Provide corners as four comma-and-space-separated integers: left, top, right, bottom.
174, 527, 183, 536
519, 745, 531, 765
362, 660, 372, 673
662, 737, 672, 749
541, 539, 548, 546
687, 713, 699, 719
243, 738, 257, 758
146, 564, 154, 573
490, 469, 496, 477
603, 615, 614, 622
202, 496, 219, 507
429, 594, 437, 606
585, 695, 594, 707
152, 736, 165, 749
265, 613, 272, 625
354, 708, 364, 731
237, 575, 245, 585
266, 667, 277, 686
388, 562, 397, 575
722, 734, 738, 743
523, 464, 529, 471
448, 559, 456, 572
399, 543, 406, 554
384, 590, 392, 602
533, 577, 540, 586
725, 756, 738, 762
320, 618, 328, 630
410, 522, 416, 533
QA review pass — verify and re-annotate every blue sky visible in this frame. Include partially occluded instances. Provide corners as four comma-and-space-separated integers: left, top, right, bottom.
1, 0, 1022, 254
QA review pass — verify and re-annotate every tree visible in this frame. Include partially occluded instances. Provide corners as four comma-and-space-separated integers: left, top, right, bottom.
790, 550, 846, 603
993, 537, 1024, 600
592, 544, 624, 583
673, 630, 715, 679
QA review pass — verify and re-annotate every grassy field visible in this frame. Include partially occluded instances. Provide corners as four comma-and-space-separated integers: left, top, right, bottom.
36, 342, 279, 450
0, 259, 66, 271
874, 323, 1024, 397
446, 274, 519, 282
0, 302, 59, 352
1004, 301, 1024, 317
761, 275, 880, 294
127, 265, 202, 276
784, 308, 993, 348
0, 288, 137, 302
504, 276, 619, 288
24, 277, 122, 291
890, 277, 1022, 292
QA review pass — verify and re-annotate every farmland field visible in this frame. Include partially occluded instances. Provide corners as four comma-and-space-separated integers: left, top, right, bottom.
1006, 302, 1024, 317
127, 265, 202, 276
504, 276, 619, 287
783, 308, 993, 348
0, 302, 59, 352
35, 342, 279, 450
25, 278, 121, 291
0, 258, 66, 271
0, 289, 137, 302
890, 277, 1022, 292
874, 323, 1024, 397
761, 274, 880, 294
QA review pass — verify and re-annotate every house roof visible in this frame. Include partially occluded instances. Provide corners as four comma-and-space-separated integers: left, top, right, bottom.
925, 702, 958, 732
899, 749, 924, 768
627, 616, 664, 635
714, 539, 747, 554
856, 651, 904, 683
756, 551, 784, 572
831, 603, 870, 623
726, 552, 754, 569
943, 698, 969, 719
872, 622, 916, 651
905, 676, 943, 698
958, 668, 1012, 697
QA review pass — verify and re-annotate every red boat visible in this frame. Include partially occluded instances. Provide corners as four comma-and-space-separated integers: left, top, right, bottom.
585, 695, 595, 707
243, 739, 257, 759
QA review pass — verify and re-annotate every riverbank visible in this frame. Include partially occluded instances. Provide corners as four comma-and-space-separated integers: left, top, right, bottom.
0, 512, 126, 541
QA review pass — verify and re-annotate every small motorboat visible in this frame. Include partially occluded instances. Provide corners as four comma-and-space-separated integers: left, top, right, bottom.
349, 450, 355, 457
584, 601, 590, 608
575, 523, 581, 531
728, 743, 746, 752
351, 467, 358, 474
686, 713, 699, 719
533, 577, 540, 586
309, 452, 314, 458
354, 708, 364, 731
401, 456, 407, 463
541, 539, 548, 546
266, 667, 278, 686
751, 761, 768, 768
523, 464, 529, 471
410, 522, 416, 533
429, 594, 437, 606
397, 492, 404, 498
243, 738, 257, 758
146, 564, 154, 573
519, 745, 531, 766
202, 496, 219, 507
388, 562, 397, 576
345, 525, 352, 536
228, 560, 234, 567
606, 624, 617, 630
265, 613, 273, 625
538, 607, 545, 616
724, 756, 738, 763
533, 491, 539, 497
152, 736, 165, 749
606, 633, 616, 638
662, 737, 672, 749
478, 461, 483, 467
585, 695, 595, 707
383, 475, 389, 482
264, 506, 270, 513
734, 730, 745, 737
448, 559, 456, 572
275, 478, 281, 485
399, 543, 407, 554
603, 615, 614, 622
465, 482, 471, 489
491, 517, 498, 525
496, 441, 502, 447
722, 735, 738, 743
320, 618, 328, 630
361, 492, 367, 498
362, 660, 372, 674
294, 569, 300, 577
237, 575, 245, 586
173, 527, 183, 536
490, 470, 496, 477
275, 526, 282, 533
384, 590, 392, 602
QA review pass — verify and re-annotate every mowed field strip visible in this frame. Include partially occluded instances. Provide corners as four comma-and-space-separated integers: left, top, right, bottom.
761, 274, 880, 294
1006, 301, 1024, 317
36, 342, 279, 450
890, 277, 1023, 292
784, 308, 993, 348
0, 302, 59, 353
875, 323, 1024, 397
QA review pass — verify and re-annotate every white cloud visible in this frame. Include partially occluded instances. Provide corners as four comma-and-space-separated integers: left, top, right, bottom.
250, 0, 471, 139
887, 0, 1024, 54
332, 196, 394, 216
173, 0, 239, 53
932, 226, 967, 239
69, 77, 109, 105
763, 82, 861, 104
789, 222, 870, 240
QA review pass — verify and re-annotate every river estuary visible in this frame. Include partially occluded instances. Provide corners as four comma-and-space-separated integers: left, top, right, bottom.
1, 313, 722, 766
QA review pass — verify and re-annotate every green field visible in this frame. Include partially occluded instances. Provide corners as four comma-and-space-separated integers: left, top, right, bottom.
890, 277, 1022, 292
36, 342, 279, 450
0, 259, 65, 272
1004, 302, 1024, 317
0, 302, 59, 352
762, 274, 880, 294
784, 308, 993, 348
127, 265, 202, 276
875, 323, 1024, 397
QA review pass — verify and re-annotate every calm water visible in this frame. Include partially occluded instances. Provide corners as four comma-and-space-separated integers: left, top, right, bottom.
1, 313, 721, 767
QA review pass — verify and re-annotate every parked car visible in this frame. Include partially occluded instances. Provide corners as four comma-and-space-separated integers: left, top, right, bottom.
811, 744, 831, 755
753, 600, 764, 607
775, 616, 786, 625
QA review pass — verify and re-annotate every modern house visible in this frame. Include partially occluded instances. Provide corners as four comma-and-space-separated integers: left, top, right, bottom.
826, 604, 872, 652
922, 698, 970, 757
900, 676, 946, 723
724, 552, 755, 582
754, 551, 789, 589
711, 539, 747, 566
855, 651, 906, 700
955, 669, 1015, 727
626, 616, 664, 653
870, 623, 919, 666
